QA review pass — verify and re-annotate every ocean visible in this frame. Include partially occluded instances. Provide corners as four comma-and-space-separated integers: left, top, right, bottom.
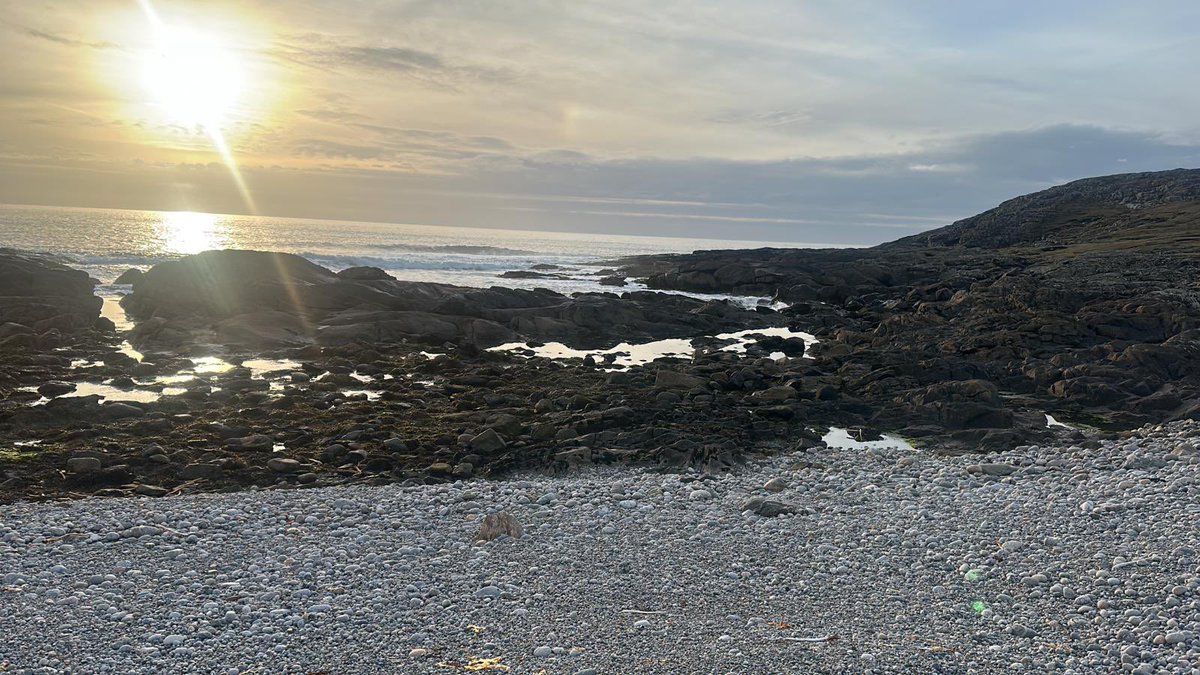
0, 203, 801, 297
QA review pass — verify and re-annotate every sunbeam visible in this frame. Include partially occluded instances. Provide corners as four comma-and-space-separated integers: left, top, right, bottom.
138, 0, 256, 214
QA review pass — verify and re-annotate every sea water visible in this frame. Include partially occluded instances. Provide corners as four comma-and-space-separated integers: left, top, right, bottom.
0, 203, 808, 297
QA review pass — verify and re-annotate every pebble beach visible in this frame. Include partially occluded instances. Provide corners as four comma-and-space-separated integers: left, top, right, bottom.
4, 421, 1200, 674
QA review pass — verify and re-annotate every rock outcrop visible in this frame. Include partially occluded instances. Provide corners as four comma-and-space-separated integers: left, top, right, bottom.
121, 250, 781, 351
0, 248, 103, 351
620, 169, 1200, 445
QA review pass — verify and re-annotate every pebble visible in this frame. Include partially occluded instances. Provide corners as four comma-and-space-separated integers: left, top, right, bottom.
0, 419, 1197, 674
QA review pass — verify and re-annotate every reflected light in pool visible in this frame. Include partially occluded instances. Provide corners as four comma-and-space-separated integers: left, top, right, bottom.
158, 211, 228, 255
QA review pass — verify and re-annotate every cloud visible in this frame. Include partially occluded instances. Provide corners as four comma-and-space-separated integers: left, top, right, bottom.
709, 109, 811, 128
337, 46, 443, 71
290, 125, 521, 171
18, 27, 119, 50
272, 34, 515, 90
292, 139, 386, 160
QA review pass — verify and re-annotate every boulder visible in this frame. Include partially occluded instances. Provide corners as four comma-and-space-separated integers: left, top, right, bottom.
124, 249, 338, 319
38, 381, 75, 398
654, 370, 707, 390
216, 311, 312, 348
337, 266, 394, 281
470, 428, 507, 454
113, 268, 143, 285
0, 249, 101, 333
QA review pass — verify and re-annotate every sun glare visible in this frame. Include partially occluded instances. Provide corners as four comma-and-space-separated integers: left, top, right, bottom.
141, 26, 244, 127
158, 211, 227, 255
131, 0, 259, 213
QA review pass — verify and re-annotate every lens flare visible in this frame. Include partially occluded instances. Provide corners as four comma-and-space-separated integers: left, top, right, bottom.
137, 0, 257, 214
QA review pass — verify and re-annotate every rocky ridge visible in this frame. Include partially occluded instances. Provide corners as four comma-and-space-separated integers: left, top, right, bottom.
619, 168, 1200, 446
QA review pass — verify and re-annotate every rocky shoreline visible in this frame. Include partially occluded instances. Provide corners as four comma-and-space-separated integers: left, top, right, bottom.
2, 169, 1198, 502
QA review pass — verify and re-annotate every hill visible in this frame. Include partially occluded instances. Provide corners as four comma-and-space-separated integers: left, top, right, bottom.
890, 168, 1200, 251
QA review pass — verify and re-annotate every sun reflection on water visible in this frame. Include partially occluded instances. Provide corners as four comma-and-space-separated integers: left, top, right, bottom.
157, 211, 228, 255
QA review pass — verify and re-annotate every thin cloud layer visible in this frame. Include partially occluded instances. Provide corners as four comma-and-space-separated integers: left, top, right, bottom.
0, 1, 1197, 244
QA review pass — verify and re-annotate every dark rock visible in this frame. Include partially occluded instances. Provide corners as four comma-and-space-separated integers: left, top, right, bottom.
122, 249, 779, 352
225, 434, 274, 451
654, 370, 706, 389
133, 484, 169, 497
740, 497, 797, 517
180, 463, 222, 479
267, 457, 303, 473
470, 428, 507, 454
66, 457, 102, 474
337, 266, 394, 281
113, 268, 143, 285
0, 249, 101, 336
100, 402, 144, 420
38, 381, 75, 398
499, 270, 555, 279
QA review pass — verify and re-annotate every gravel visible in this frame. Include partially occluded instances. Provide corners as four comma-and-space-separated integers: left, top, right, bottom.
3, 420, 1200, 673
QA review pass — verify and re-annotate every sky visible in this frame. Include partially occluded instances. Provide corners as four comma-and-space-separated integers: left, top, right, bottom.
1, 0, 1199, 245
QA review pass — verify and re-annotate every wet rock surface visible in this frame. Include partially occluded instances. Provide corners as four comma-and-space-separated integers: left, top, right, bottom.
2, 169, 1198, 502
119, 250, 778, 352
0, 248, 106, 356
619, 169, 1200, 448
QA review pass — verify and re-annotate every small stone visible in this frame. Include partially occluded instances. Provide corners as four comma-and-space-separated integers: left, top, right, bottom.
1166, 630, 1193, 645
267, 458, 302, 473
978, 463, 1016, 476
133, 484, 169, 497
163, 635, 185, 647
763, 477, 788, 492
427, 462, 453, 475
1008, 623, 1038, 638
100, 402, 144, 419
66, 457, 102, 474
1000, 540, 1024, 553
409, 648, 430, 658
225, 434, 274, 451
740, 497, 796, 517
688, 489, 712, 500
533, 646, 553, 658
180, 463, 221, 480
475, 585, 503, 599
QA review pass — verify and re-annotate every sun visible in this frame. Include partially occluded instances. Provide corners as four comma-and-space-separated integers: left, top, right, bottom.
141, 25, 245, 127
